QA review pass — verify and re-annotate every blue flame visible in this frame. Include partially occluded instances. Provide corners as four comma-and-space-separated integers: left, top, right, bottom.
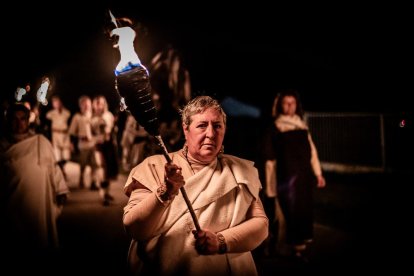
114, 62, 141, 76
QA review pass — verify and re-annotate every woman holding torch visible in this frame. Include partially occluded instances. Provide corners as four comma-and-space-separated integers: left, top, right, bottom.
123, 96, 268, 275
108, 17, 267, 274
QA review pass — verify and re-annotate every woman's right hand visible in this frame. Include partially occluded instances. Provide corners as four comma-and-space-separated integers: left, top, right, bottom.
164, 163, 185, 198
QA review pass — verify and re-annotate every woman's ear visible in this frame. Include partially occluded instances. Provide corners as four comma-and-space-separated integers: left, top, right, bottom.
182, 123, 188, 138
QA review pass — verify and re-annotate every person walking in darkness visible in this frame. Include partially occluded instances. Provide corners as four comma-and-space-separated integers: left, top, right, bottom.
45, 95, 71, 175
262, 89, 326, 262
68, 95, 97, 189
91, 95, 117, 205
1, 103, 69, 273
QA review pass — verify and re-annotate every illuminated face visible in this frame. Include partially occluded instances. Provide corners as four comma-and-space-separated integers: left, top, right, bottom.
93, 97, 106, 115
12, 110, 29, 135
281, 95, 297, 116
80, 98, 92, 114
52, 97, 62, 109
183, 108, 226, 163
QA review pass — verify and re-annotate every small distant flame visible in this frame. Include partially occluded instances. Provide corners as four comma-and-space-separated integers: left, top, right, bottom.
119, 97, 127, 111
109, 12, 145, 75
37, 76, 50, 106
399, 119, 406, 128
15, 87, 27, 101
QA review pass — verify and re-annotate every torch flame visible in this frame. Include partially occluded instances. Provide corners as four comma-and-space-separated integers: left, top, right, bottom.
109, 12, 145, 76
15, 87, 27, 101
36, 76, 50, 106
110, 26, 145, 75
108, 10, 118, 28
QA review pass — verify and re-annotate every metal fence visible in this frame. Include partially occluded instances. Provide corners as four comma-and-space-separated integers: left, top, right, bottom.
305, 112, 412, 173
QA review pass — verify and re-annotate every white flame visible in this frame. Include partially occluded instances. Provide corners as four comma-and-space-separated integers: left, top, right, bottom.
110, 26, 144, 74
15, 87, 27, 101
109, 10, 118, 28
37, 77, 50, 106
119, 97, 127, 111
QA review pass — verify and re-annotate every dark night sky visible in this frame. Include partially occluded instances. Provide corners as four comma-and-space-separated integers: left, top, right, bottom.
3, 2, 412, 116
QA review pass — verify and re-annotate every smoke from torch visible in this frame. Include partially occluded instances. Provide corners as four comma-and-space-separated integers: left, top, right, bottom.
109, 12, 200, 231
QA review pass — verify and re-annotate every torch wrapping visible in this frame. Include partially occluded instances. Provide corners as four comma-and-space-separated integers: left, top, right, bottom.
116, 66, 159, 136
116, 66, 201, 232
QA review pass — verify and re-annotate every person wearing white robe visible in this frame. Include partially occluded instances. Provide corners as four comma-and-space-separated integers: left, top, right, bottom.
46, 95, 71, 162
123, 96, 268, 275
0, 103, 69, 254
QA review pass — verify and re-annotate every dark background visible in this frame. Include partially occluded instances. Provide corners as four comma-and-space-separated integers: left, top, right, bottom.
2, 4, 412, 273
3, 1, 412, 117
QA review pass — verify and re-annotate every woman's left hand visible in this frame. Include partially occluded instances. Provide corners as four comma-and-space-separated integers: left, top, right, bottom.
192, 229, 220, 255
317, 175, 326, 188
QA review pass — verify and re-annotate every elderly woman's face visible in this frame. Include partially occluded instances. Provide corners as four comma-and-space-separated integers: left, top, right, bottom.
184, 107, 226, 163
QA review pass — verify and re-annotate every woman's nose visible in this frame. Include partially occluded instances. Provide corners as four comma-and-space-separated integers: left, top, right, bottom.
205, 124, 215, 138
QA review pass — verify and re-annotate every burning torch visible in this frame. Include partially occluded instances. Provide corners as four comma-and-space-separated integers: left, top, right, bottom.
109, 12, 201, 231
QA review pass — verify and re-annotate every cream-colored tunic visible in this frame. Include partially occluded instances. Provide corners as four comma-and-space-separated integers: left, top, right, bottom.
1, 134, 69, 249
123, 151, 268, 275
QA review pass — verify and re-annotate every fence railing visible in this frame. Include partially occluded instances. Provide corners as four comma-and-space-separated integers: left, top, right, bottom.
305, 112, 412, 173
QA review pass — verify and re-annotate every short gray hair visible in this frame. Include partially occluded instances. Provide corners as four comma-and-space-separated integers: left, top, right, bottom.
180, 96, 227, 129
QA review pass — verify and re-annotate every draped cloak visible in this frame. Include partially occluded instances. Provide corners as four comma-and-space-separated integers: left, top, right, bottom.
1, 134, 69, 250
124, 152, 263, 275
